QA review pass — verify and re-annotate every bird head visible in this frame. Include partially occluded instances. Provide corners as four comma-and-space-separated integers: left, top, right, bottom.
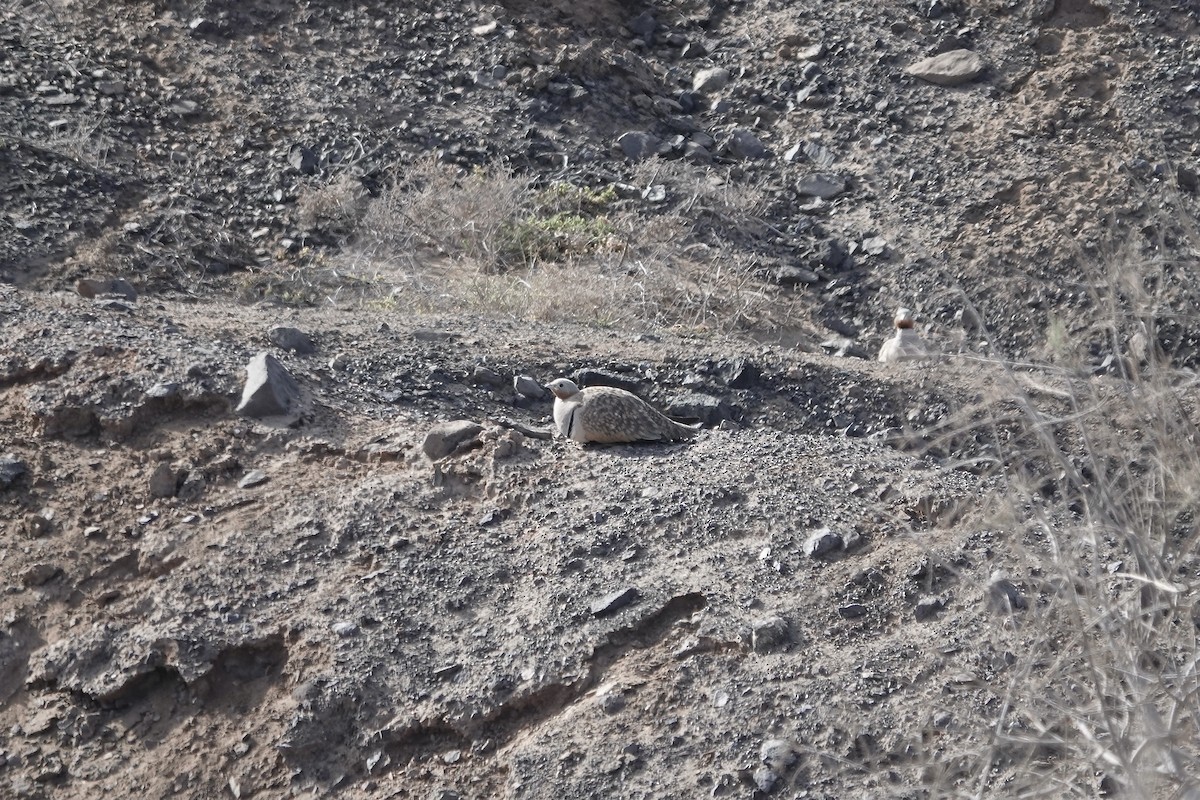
894, 307, 915, 330
546, 378, 581, 400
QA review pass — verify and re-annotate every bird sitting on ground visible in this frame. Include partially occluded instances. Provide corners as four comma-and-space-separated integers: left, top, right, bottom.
545, 378, 701, 444
877, 307, 929, 363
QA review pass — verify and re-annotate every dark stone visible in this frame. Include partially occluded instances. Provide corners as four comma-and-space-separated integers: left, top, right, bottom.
590, 587, 639, 616
838, 603, 868, 618
915, 595, 947, 620
727, 128, 768, 159
149, 462, 178, 499
573, 369, 641, 393
805, 527, 843, 558
94, 299, 135, 313
616, 131, 661, 161
719, 358, 760, 390
176, 470, 207, 502
816, 238, 849, 270
664, 392, 731, 426
750, 616, 790, 653
987, 574, 1027, 612
627, 11, 656, 41
288, 144, 319, 175
1177, 164, 1198, 193
0, 455, 27, 488
471, 366, 504, 387
269, 326, 316, 355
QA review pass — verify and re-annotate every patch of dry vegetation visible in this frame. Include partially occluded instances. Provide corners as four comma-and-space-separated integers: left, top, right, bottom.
285, 158, 778, 331
921, 248, 1200, 798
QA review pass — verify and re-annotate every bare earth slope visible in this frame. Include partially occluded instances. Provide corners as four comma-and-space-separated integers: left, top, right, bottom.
3, 285, 1003, 799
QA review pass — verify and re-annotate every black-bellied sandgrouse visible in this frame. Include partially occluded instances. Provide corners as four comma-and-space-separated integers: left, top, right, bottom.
878, 307, 929, 363
545, 378, 700, 444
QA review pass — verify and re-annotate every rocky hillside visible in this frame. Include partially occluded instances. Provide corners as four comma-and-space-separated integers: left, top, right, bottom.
3, 0, 1200, 798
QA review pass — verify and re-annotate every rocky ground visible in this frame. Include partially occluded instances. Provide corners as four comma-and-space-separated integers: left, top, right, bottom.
3, 0, 1200, 798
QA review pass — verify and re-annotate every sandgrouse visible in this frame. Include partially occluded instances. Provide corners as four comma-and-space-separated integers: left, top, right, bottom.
877, 307, 929, 363
546, 378, 700, 444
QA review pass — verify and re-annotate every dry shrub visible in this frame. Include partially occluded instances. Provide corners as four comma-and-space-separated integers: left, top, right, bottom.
296, 174, 367, 241
381, 255, 655, 327
45, 114, 112, 170
922, 246, 1200, 798
356, 158, 531, 273
322, 157, 779, 332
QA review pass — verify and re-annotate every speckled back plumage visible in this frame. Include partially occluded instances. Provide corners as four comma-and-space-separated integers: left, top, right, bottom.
548, 379, 699, 444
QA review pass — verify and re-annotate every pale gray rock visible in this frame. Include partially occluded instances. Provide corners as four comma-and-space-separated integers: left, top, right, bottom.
236, 353, 302, 418
513, 375, 545, 399
331, 621, 359, 637
146, 382, 180, 399
862, 236, 888, 256
760, 738, 799, 773
238, 469, 269, 489
727, 128, 768, 159
796, 173, 847, 199
693, 66, 731, 93
590, 587, 638, 616
754, 766, 780, 794
775, 266, 820, 285
905, 49, 987, 87
422, 420, 483, 461
987, 572, 1027, 612
149, 462, 178, 499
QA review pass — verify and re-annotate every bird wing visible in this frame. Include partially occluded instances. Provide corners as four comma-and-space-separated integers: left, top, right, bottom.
581, 387, 696, 443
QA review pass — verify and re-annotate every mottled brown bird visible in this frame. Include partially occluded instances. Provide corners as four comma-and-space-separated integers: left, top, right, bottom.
546, 378, 700, 444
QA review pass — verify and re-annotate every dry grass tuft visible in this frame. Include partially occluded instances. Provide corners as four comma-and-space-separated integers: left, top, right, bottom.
917, 246, 1200, 798
284, 157, 778, 331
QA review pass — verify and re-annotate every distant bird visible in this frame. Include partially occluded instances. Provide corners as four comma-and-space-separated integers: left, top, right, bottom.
545, 378, 701, 444
878, 307, 929, 363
